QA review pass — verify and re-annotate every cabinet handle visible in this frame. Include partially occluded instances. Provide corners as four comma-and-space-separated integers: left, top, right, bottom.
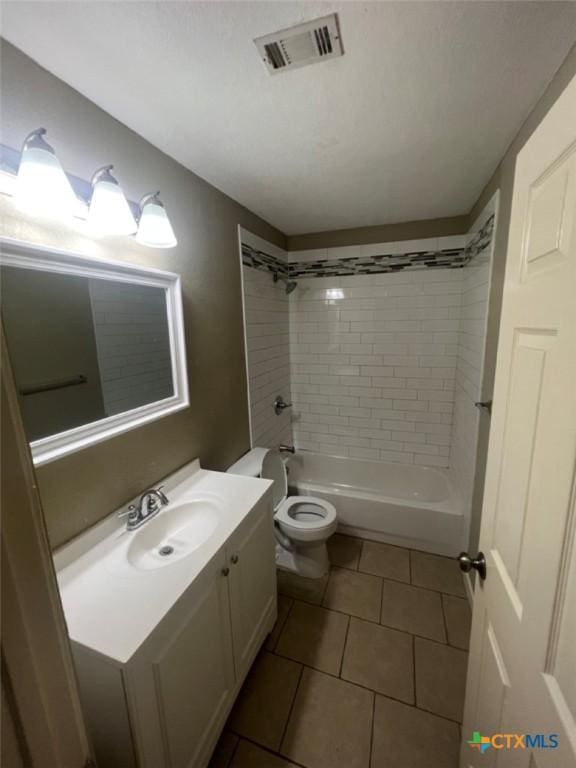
231, 554, 239, 564
221, 567, 230, 577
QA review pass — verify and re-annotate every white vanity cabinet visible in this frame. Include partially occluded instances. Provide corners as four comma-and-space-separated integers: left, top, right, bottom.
71, 492, 276, 768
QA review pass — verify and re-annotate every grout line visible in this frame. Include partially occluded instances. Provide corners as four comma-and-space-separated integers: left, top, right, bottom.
271, 596, 295, 652
378, 571, 385, 624
319, 571, 331, 605
412, 630, 417, 709
338, 614, 351, 678
278, 663, 305, 755
440, 594, 450, 646
269, 646, 462, 725
230, 735, 309, 768
226, 733, 241, 768
285, 594, 451, 647
332, 559, 467, 600
368, 686, 376, 768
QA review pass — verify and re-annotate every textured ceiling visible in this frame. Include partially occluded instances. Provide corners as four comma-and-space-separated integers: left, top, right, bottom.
2, 1, 576, 234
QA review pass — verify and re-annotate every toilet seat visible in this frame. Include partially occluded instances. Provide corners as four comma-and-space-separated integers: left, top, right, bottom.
275, 496, 337, 542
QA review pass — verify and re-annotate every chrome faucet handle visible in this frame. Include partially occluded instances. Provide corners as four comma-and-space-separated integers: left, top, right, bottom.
278, 444, 295, 454
156, 485, 169, 505
118, 504, 139, 522
140, 487, 169, 516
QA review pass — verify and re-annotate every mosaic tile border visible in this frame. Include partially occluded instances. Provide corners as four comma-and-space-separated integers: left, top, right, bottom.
464, 213, 495, 265
242, 214, 494, 280
242, 244, 289, 278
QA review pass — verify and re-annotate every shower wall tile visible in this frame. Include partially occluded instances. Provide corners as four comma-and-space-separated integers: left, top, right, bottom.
449, 210, 496, 521
289, 269, 462, 466
242, 263, 293, 449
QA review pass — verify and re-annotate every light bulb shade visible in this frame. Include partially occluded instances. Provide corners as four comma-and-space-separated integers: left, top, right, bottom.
15, 131, 77, 218
136, 193, 177, 248
86, 166, 137, 236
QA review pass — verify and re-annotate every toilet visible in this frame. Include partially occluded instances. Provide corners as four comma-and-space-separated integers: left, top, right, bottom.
228, 447, 337, 578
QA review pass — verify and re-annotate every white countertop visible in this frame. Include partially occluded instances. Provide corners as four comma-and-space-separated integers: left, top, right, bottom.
54, 460, 272, 664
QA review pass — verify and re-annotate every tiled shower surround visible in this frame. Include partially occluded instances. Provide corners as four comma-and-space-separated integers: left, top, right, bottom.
241, 216, 494, 475
289, 269, 461, 465
241, 232, 293, 448
450, 208, 497, 512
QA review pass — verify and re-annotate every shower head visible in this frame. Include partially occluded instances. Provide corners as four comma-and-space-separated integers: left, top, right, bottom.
273, 271, 298, 295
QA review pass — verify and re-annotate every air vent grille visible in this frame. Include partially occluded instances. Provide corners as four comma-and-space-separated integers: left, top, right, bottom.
255, 14, 343, 75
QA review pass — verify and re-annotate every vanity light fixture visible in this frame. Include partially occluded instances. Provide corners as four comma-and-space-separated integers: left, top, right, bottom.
2, 130, 178, 247
87, 165, 138, 236
15, 128, 77, 218
136, 191, 178, 249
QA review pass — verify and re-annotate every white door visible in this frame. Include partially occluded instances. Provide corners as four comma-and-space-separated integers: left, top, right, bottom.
461, 73, 576, 766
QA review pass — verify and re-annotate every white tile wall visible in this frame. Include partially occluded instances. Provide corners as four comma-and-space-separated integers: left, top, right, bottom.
89, 281, 173, 416
289, 269, 463, 465
242, 263, 293, 449
449, 201, 497, 519
240, 221, 495, 527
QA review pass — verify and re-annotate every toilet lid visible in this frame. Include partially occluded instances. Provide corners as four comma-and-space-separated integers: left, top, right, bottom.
262, 450, 287, 510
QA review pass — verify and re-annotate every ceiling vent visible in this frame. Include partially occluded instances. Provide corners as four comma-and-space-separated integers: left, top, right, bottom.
254, 14, 343, 75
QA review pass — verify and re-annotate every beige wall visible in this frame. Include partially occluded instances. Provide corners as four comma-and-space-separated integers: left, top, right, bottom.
287, 215, 468, 251
2, 39, 575, 551
0, 42, 285, 548
466, 43, 576, 554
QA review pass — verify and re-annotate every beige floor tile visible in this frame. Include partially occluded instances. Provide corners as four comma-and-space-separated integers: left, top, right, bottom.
231, 740, 299, 768
442, 595, 471, 650
277, 569, 328, 605
209, 731, 239, 768
341, 618, 414, 703
372, 695, 460, 768
322, 567, 382, 621
265, 594, 293, 651
228, 652, 302, 750
275, 601, 349, 675
281, 668, 373, 768
358, 541, 410, 582
410, 551, 466, 597
415, 638, 468, 722
327, 533, 362, 570
381, 579, 446, 642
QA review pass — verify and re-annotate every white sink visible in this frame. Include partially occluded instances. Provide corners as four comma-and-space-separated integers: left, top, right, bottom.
125, 497, 223, 571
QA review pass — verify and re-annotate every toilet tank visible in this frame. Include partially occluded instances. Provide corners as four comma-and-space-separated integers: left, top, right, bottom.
227, 447, 288, 510
227, 447, 269, 477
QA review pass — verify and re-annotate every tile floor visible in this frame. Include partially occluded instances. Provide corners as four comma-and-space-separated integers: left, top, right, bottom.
210, 535, 471, 768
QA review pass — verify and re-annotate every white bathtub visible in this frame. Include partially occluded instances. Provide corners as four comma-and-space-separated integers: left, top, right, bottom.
288, 452, 463, 556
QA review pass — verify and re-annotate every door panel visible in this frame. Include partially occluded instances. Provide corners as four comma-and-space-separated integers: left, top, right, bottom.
461, 74, 576, 767
227, 497, 277, 678
150, 552, 235, 768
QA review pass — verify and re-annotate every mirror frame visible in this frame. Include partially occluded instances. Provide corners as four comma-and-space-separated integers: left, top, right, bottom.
0, 237, 189, 466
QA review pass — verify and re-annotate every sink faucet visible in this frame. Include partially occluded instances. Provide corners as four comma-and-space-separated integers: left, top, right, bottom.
120, 486, 169, 531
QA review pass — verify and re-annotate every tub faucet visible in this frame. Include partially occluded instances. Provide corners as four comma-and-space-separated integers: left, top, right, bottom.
279, 444, 295, 454
120, 486, 169, 530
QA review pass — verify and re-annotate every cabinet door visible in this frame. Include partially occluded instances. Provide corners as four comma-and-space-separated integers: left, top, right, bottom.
227, 497, 277, 678
135, 550, 235, 768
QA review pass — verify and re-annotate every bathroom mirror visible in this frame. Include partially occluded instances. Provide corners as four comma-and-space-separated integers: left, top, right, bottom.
0, 238, 189, 465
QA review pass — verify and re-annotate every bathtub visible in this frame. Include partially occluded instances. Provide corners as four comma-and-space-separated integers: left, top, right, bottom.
287, 452, 463, 556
